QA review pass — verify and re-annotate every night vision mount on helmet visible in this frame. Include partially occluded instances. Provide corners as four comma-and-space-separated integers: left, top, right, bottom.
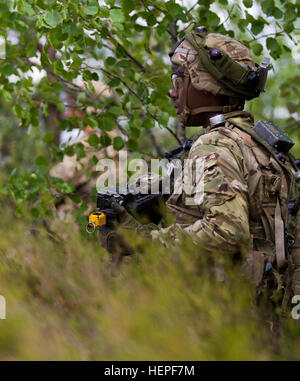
169, 27, 270, 101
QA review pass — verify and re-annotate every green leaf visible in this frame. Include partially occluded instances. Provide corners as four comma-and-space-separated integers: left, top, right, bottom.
243, 0, 253, 8
126, 138, 138, 150
36, 156, 48, 167
105, 57, 116, 66
261, 0, 275, 16
1, 89, 12, 102
99, 6, 110, 18
121, 0, 135, 14
15, 20, 29, 31
101, 117, 115, 131
167, 3, 182, 17
283, 23, 293, 34
62, 182, 75, 194
266, 37, 281, 58
70, 195, 81, 203
108, 106, 122, 115
109, 9, 125, 23
113, 136, 125, 150
284, 9, 297, 23
41, 52, 51, 67
238, 19, 249, 30
54, 59, 64, 75
251, 20, 264, 35
0, 62, 15, 76
100, 133, 112, 147
43, 132, 54, 144
108, 78, 120, 87
43, 11, 62, 29
129, 126, 140, 139
207, 13, 220, 28
87, 134, 100, 148
13, 104, 24, 118
21, 3, 36, 17
25, 43, 37, 57
245, 11, 255, 23
84, 116, 98, 128
75, 143, 86, 160
83, 5, 99, 16
273, 7, 283, 19
117, 59, 130, 68
252, 42, 263, 56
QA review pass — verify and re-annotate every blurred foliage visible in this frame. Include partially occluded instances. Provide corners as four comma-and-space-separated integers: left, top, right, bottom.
0, 208, 299, 360
0, 0, 299, 218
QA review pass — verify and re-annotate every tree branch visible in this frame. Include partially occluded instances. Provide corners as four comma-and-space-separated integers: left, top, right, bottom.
107, 32, 151, 74
186, 1, 198, 15
283, 119, 300, 130
222, 4, 236, 27
100, 68, 181, 144
146, 128, 164, 157
247, 30, 284, 43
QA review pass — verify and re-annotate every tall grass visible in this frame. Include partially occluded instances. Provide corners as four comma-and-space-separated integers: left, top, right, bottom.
0, 208, 299, 360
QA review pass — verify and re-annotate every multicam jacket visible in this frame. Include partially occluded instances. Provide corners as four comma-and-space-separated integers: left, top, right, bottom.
151, 111, 300, 294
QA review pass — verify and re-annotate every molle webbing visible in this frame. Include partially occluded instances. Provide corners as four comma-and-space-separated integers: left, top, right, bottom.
184, 31, 259, 100
291, 212, 300, 295
225, 112, 295, 178
225, 112, 300, 258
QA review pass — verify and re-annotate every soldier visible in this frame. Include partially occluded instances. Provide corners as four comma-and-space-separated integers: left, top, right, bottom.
51, 81, 121, 220
100, 28, 300, 309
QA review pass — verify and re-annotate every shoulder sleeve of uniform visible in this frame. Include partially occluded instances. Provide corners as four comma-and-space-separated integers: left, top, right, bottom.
187, 130, 247, 212
190, 129, 244, 170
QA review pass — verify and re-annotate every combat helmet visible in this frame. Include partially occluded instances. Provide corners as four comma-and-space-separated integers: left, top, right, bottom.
169, 27, 270, 121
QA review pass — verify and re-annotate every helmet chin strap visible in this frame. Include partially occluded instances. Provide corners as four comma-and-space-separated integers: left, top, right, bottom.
179, 67, 242, 125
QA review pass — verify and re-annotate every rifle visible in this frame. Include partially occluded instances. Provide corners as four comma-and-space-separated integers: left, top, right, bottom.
86, 186, 167, 234
86, 141, 192, 234
86, 186, 167, 274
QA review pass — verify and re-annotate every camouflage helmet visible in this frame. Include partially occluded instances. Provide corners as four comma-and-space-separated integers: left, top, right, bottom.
170, 27, 269, 101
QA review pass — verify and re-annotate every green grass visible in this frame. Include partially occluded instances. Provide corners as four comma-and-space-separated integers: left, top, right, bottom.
0, 208, 299, 360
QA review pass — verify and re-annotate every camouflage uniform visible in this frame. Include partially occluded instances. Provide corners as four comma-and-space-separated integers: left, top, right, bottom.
50, 129, 120, 220
151, 30, 300, 298
50, 81, 121, 220
152, 114, 252, 256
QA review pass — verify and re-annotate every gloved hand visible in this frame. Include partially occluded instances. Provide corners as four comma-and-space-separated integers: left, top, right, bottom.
110, 201, 158, 238
111, 201, 144, 230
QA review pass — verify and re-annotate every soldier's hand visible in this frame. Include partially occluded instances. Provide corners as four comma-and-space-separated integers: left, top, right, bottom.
111, 200, 158, 238
111, 201, 141, 230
